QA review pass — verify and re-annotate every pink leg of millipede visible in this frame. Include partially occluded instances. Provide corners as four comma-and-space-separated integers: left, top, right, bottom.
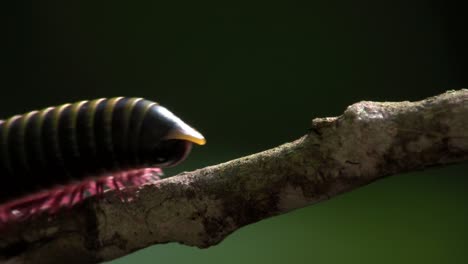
0, 167, 164, 228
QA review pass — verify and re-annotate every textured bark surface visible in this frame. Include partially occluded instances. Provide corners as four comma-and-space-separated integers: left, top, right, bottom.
1, 90, 467, 264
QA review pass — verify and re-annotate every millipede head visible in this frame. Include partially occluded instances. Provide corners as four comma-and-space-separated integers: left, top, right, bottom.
138, 105, 206, 168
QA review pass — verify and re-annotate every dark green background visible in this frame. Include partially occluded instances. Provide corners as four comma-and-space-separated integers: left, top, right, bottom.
2, 1, 468, 263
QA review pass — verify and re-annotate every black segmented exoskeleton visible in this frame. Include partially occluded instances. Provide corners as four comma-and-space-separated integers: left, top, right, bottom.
0, 97, 205, 222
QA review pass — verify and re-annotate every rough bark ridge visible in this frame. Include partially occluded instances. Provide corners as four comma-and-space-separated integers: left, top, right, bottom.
1, 90, 467, 264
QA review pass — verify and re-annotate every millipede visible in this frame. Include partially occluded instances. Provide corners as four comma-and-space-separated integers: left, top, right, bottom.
0, 97, 205, 224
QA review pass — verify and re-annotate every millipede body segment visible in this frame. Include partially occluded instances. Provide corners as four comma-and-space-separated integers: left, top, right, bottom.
0, 97, 205, 223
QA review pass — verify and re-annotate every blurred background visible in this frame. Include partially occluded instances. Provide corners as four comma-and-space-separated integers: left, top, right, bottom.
2, 1, 468, 263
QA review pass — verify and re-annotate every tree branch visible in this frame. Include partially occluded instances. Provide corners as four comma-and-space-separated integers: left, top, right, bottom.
1, 90, 467, 264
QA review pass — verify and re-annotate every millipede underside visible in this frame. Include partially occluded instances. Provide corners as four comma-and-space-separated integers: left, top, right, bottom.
0, 167, 163, 226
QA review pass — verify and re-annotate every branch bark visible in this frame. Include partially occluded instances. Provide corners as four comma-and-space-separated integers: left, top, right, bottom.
1, 90, 467, 264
